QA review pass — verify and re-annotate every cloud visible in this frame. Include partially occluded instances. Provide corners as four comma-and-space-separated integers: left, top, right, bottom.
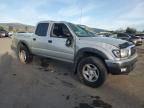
58, 3, 96, 17
119, 2, 144, 19
0, 0, 143, 31
0, 1, 53, 25
85, 1, 144, 30
112, 1, 144, 30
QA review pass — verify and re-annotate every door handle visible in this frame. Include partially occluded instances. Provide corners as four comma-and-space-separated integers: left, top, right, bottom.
33, 38, 36, 41
48, 40, 52, 43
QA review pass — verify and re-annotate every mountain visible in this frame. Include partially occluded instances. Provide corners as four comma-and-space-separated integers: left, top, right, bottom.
0, 23, 107, 33
0, 23, 35, 32
90, 27, 108, 33
79, 25, 108, 33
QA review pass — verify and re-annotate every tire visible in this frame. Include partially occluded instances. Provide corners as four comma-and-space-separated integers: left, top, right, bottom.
17, 44, 33, 64
77, 56, 107, 88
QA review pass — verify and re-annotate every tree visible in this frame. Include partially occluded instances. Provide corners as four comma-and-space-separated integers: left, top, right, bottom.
0, 26, 4, 30
126, 27, 136, 34
8, 26, 14, 32
16, 28, 19, 32
25, 26, 28, 32
115, 28, 125, 33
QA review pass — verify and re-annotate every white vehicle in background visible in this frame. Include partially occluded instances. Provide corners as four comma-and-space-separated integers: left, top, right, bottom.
8, 32, 14, 37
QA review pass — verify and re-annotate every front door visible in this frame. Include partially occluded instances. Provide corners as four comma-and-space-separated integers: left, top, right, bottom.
47, 23, 74, 62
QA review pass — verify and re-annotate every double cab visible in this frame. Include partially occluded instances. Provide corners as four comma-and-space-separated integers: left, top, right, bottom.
11, 21, 137, 87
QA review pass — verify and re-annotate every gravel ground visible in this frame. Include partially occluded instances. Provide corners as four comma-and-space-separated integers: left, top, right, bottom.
0, 38, 144, 108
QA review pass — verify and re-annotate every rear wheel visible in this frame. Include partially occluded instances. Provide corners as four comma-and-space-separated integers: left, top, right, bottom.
17, 44, 33, 64
77, 56, 107, 88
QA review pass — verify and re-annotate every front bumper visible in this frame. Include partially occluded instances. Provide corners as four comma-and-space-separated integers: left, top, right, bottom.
105, 54, 137, 75
132, 40, 143, 45
136, 41, 143, 45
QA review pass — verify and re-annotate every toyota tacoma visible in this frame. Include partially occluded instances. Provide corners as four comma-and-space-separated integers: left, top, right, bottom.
11, 21, 137, 87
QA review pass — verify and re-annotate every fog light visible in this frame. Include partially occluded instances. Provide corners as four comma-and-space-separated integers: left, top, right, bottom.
121, 68, 127, 72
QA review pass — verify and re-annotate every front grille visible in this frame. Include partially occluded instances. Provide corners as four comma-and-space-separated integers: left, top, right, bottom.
131, 46, 136, 56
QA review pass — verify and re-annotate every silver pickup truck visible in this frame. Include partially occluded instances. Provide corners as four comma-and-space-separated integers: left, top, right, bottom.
11, 21, 137, 87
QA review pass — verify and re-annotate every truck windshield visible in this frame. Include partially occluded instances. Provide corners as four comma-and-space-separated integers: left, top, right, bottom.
69, 23, 95, 37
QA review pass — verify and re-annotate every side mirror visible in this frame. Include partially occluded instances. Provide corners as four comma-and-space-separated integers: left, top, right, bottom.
65, 37, 73, 47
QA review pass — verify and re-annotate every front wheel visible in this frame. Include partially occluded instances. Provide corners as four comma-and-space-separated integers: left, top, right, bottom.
77, 56, 107, 88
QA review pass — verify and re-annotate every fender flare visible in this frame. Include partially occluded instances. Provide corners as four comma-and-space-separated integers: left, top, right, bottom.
74, 47, 109, 73
17, 41, 32, 53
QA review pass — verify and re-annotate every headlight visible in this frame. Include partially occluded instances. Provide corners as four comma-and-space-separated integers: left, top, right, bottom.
112, 49, 121, 58
120, 49, 130, 57
113, 49, 130, 58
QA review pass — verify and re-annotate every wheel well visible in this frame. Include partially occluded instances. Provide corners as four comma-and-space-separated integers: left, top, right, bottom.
83, 52, 105, 61
18, 41, 31, 53
74, 52, 108, 74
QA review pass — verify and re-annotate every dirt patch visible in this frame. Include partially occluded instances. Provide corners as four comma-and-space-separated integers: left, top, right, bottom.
64, 73, 69, 76
37, 58, 56, 73
74, 98, 112, 108
40, 60, 49, 68
12, 74, 17, 76
60, 80, 75, 88
78, 103, 93, 108
66, 95, 70, 100
92, 99, 112, 108
90, 96, 100, 99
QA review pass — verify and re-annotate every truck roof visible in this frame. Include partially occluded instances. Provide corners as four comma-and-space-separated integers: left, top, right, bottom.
38, 20, 70, 24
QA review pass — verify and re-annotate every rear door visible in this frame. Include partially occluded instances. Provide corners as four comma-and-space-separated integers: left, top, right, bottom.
31, 23, 50, 56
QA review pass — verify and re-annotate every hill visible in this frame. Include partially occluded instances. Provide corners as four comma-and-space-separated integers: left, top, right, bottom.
0, 23, 35, 32
79, 25, 107, 33
0, 23, 107, 33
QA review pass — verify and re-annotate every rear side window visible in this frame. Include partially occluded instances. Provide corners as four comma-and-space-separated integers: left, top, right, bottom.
35, 23, 49, 36
117, 34, 126, 38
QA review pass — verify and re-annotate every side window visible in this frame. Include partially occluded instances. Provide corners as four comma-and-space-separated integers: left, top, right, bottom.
117, 34, 121, 37
117, 34, 125, 38
35, 23, 49, 36
51, 23, 72, 38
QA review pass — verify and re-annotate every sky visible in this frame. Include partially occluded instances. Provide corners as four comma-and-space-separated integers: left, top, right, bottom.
0, 0, 144, 31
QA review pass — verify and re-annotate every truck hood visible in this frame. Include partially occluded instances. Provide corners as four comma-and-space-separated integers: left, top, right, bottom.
79, 37, 128, 47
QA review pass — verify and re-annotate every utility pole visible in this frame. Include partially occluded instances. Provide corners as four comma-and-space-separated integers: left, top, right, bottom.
80, 6, 83, 25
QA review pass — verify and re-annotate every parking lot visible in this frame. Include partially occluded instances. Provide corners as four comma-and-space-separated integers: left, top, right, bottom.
0, 38, 144, 108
